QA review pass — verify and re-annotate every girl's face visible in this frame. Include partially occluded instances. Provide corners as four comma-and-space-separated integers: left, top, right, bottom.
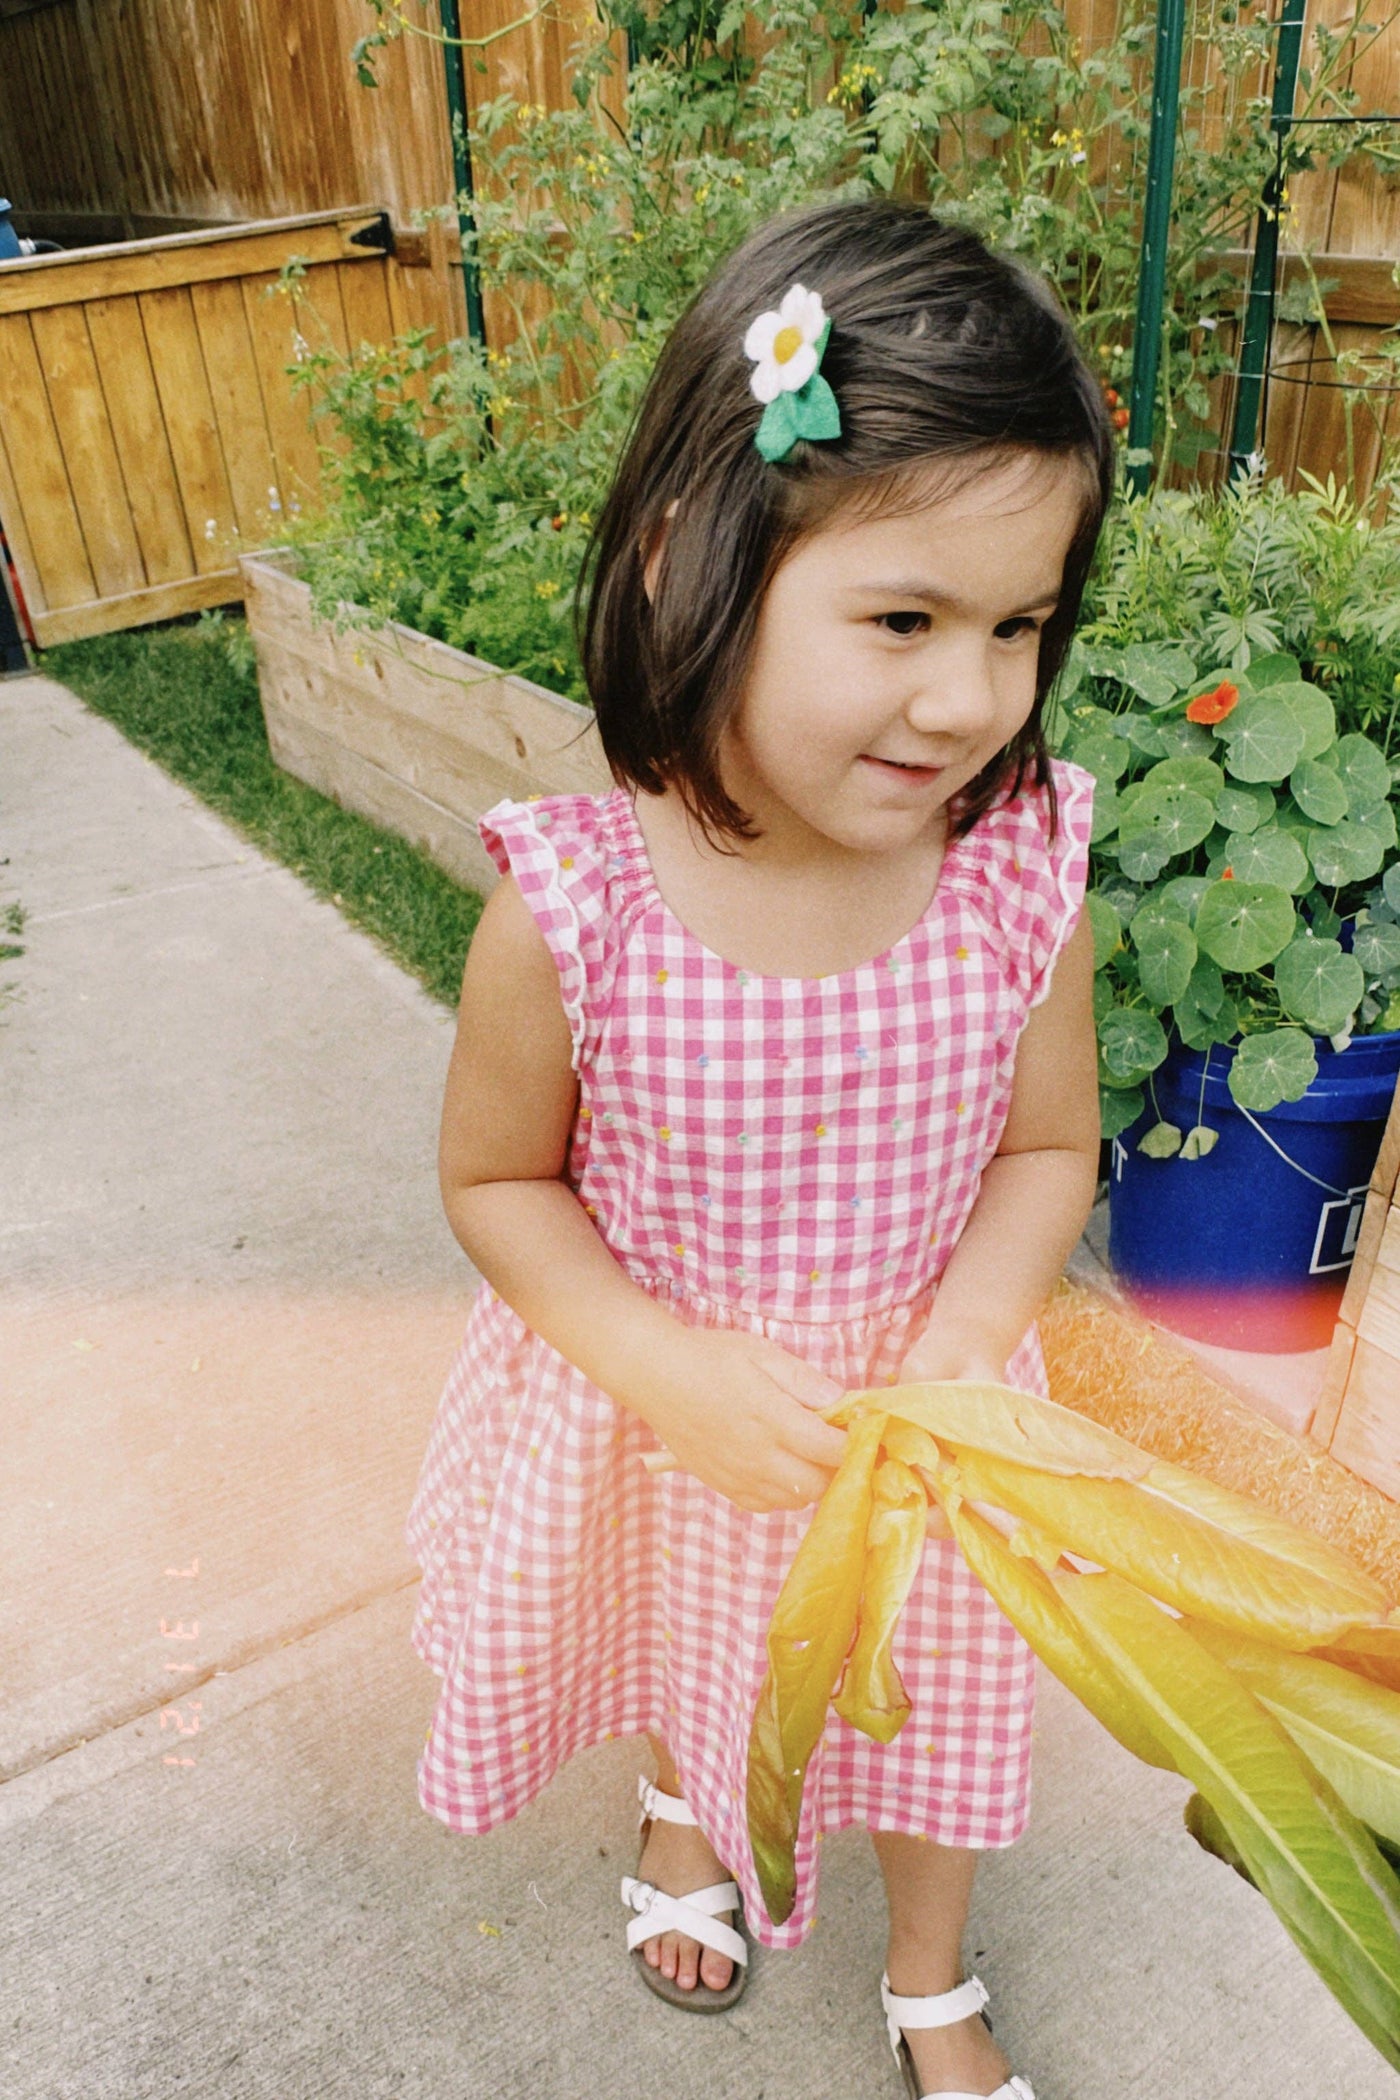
718, 450, 1086, 858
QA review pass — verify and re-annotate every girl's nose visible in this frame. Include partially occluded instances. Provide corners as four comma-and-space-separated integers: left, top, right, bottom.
906, 653, 998, 740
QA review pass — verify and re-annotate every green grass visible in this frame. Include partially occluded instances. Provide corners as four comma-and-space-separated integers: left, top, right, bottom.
44, 617, 482, 1008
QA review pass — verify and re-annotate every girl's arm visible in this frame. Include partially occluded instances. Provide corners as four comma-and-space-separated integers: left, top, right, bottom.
900, 909, 1100, 1386
438, 875, 847, 1512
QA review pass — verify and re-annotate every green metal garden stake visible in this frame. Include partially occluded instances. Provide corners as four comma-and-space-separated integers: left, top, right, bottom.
439, 0, 487, 345
1226, 0, 1307, 483
1125, 0, 1187, 499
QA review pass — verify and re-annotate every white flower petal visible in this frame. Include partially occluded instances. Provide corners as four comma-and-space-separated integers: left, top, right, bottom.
744, 310, 783, 363
749, 358, 785, 405
792, 287, 827, 341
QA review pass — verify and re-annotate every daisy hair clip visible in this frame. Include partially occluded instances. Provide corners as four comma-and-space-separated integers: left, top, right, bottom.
743, 284, 842, 464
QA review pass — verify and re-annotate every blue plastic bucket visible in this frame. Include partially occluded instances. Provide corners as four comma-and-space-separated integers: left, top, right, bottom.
1107, 1030, 1400, 1351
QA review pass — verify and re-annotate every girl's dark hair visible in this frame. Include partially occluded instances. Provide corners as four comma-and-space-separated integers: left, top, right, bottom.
580, 196, 1115, 842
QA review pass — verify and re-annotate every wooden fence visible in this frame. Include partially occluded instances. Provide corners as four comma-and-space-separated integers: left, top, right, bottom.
0, 208, 425, 644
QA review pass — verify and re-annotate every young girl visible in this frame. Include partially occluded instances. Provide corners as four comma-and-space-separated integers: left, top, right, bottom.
406, 196, 1111, 2100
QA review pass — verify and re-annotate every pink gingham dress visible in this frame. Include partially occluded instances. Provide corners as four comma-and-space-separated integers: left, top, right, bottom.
405, 758, 1094, 1947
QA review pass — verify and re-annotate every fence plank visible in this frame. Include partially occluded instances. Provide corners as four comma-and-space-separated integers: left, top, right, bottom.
239, 270, 324, 517
28, 301, 148, 600
190, 275, 282, 550
137, 284, 238, 573
0, 310, 95, 611
83, 294, 195, 587
339, 257, 396, 357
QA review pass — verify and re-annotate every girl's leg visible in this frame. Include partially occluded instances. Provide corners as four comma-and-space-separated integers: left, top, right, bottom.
873, 1833, 1012, 2097
636, 1734, 736, 1993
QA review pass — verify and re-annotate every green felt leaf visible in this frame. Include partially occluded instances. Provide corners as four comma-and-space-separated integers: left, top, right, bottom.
1132, 912, 1198, 1006
1215, 781, 1277, 835
1220, 825, 1312, 894
1228, 1028, 1318, 1111
1274, 937, 1365, 1035
1334, 734, 1392, 815
1220, 695, 1307, 783
1098, 1006, 1169, 1084
1292, 760, 1350, 827
1195, 880, 1297, 972
1309, 820, 1388, 889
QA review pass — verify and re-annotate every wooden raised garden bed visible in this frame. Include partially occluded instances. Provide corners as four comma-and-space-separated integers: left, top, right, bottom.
1313, 1080, 1400, 1500
240, 552, 611, 896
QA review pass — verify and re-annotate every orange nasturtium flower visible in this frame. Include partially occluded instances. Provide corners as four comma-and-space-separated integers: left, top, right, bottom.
1185, 680, 1240, 725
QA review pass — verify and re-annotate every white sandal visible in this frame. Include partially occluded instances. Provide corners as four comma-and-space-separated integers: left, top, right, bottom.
621, 1774, 749, 2012
881, 1973, 1036, 2100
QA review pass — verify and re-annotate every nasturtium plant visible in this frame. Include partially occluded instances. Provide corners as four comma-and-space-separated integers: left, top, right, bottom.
1055, 636, 1400, 1141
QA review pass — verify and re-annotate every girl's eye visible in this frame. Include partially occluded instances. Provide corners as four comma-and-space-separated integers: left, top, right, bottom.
994, 616, 1041, 641
875, 611, 928, 637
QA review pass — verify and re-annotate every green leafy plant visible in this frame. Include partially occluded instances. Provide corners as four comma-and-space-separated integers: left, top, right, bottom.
1060, 470, 1400, 1141
285, 0, 1396, 682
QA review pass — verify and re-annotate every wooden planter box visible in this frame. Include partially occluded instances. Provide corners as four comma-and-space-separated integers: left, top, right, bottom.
1313, 1079, 1400, 1499
240, 553, 611, 896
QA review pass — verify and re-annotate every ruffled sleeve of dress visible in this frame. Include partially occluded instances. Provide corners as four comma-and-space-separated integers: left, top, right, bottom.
966, 758, 1096, 1011
478, 794, 622, 1073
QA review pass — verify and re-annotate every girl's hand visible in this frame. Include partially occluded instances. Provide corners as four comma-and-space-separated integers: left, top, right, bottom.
896, 1322, 1010, 1541
642, 1328, 848, 1515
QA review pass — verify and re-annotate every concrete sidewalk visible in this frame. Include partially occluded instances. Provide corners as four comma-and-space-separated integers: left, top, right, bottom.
2, 671, 1393, 2099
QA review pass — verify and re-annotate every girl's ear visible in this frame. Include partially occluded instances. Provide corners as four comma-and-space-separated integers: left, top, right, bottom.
641, 499, 681, 605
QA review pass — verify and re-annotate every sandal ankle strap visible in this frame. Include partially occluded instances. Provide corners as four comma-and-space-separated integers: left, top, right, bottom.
637, 1773, 700, 1828
881, 1971, 989, 2050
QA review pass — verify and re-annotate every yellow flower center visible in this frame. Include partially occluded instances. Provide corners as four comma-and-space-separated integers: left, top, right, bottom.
773, 324, 804, 364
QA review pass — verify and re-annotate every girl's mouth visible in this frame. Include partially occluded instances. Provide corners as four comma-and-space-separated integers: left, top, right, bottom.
859, 755, 944, 784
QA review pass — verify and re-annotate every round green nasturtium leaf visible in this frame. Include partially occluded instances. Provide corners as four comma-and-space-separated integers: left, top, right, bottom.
1194, 879, 1296, 972
1307, 818, 1387, 889
1180, 1124, 1220, 1160
1353, 918, 1400, 977
1290, 757, 1349, 827
1096, 876, 1143, 925
1227, 1028, 1318, 1112
1099, 1083, 1146, 1140
1155, 719, 1217, 762
1098, 1006, 1170, 1085
1119, 716, 1167, 758
1355, 800, 1398, 854
1273, 936, 1365, 1034
1270, 679, 1337, 763
1118, 784, 1217, 861
1244, 651, 1302, 688
1067, 729, 1129, 786
1218, 824, 1311, 894
1116, 833, 1172, 883
1122, 641, 1195, 708
1175, 987, 1241, 1053
1213, 781, 1275, 835
1137, 1120, 1183, 1158
1132, 913, 1198, 1007
1093, 973, 1116, 1024
1089, 786, 1120, 845
1333, 732, 1392, 814
1155, 874, 1212, 927
1139, 755, 1225, 802
1219, 695, 1307, 783
1086, 891, 1123, 971
1382, 863, 1400, 914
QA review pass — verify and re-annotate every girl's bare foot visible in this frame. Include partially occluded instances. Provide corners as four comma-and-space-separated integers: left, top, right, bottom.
634, 1806, 736, 1993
